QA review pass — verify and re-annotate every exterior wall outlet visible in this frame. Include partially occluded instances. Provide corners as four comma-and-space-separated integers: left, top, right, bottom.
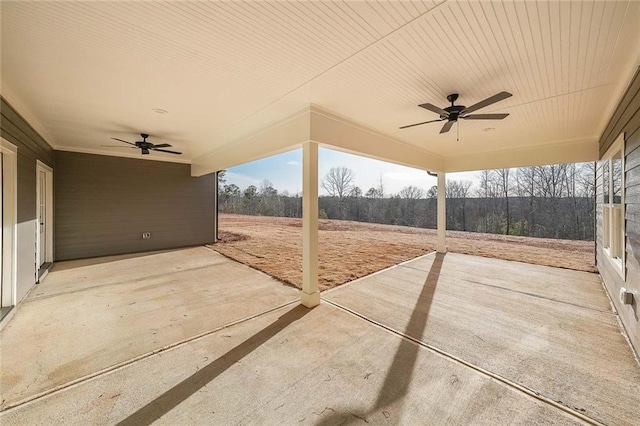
620, 287, 634, 305
142, 232, 151, 239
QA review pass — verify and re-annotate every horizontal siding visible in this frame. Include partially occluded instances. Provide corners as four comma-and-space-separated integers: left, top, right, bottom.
624, 140, 640, 170
0, 96, 55, 302
600, 68, 640, 156
597, 66, 640, 355
54, 151, 215, 260
625, 164, 640, 187
1, 96, 54, 222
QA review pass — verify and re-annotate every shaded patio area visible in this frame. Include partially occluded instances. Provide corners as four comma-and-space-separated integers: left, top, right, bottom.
1, 249, 639, 425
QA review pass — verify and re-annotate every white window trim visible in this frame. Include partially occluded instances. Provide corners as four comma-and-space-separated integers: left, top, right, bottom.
601, 133, 625, 281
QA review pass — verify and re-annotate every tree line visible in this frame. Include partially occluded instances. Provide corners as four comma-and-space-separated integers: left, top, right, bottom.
218, 162, 595, 241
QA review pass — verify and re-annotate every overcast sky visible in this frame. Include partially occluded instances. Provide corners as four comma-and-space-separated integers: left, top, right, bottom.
224, 147, 479, 196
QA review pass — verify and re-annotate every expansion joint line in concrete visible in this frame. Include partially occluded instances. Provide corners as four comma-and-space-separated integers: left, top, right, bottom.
0, 300, 299, 414
323, 298, 605, 426
397, 264, 615, 315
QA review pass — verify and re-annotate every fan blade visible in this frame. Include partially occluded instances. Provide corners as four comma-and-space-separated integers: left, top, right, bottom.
399, 118, 444, 129
151, 143, 172, 148
418, 103, 449, 117
152, 148, 182, 155
110, 137, 137, 146
461, 91, 512, 114
440, 121, 454, 134
101, 145, 138, 148
461, 113, 509, 120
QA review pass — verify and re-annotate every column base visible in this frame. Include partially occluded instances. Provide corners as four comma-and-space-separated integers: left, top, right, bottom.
436, 246, 447, 253
300, 291, 321, 308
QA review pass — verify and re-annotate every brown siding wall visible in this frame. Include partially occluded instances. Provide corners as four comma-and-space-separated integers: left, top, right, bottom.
55, 151, 215, 260
1, 96, 55, 301
597, 67, 640, 355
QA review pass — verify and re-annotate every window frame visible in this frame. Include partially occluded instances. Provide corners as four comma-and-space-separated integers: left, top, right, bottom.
601, 133, 625, 280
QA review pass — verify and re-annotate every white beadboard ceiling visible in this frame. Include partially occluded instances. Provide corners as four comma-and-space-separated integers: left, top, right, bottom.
2, 1, 639, 168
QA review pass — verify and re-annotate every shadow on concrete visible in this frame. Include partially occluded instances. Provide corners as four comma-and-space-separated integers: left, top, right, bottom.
316, 252, 444, 425
116, 305, 310, 426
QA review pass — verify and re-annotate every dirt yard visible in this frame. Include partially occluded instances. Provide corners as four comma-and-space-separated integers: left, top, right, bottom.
210, 214, 596, 291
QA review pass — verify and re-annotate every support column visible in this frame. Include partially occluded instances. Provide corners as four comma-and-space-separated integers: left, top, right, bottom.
437, 172, 447, 253
213, 171, 219, 242
301, 141, 320, 307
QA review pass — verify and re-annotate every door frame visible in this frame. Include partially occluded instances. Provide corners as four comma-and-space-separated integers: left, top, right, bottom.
36, 160, 53, 274
1, 138, 18, 308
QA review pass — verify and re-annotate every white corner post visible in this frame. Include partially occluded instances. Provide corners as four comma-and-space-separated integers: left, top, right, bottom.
213, 171, 219, 242
437, 172, 447, 253
301, 141, 320, 307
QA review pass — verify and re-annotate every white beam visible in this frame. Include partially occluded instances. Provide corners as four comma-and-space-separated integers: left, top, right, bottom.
191, 108, 312, 176
437, 172, 447, 253
191, 104, 448, 177
310, 105, 445, 172
301, 141, 320, 308
444, 138, 598, 173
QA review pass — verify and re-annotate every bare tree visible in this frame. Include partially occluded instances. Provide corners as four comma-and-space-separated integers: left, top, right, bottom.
476, 170, 496, 232
350, 187, 363, 197
515, 167, 538, 235
322, 166, 355, 198
322, 166, 355, 219
365, 187, 381, 198
446, 180, 473, 231
577, 162, 596, 198
399, 185, 424, 199
398, 186, 424, 227
477, 170, 498, 198
259, 179, 277, 196
495, 169, 512, 234
217, 162, 595, 240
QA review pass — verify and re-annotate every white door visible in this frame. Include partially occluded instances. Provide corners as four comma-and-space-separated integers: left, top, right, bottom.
37, 170, 46, 268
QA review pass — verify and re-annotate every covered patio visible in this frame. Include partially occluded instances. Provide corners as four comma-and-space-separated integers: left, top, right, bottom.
1, 248, 638, 425
2, 1, 640, 424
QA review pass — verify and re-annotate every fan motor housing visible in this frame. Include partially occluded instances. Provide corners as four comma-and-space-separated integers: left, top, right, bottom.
443, 105, 466, 120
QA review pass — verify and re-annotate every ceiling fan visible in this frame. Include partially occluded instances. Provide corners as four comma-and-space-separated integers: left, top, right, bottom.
400, 91, 512, 133
103, 133, 182, 155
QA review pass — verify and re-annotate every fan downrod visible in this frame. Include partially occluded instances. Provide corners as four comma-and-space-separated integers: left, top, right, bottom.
447, 93, 459, 105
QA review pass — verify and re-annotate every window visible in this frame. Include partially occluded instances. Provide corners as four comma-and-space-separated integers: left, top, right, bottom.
601, 133, 625, 279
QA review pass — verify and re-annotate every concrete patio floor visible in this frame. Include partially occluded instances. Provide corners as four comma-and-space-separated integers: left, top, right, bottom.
1, 248, 639, 425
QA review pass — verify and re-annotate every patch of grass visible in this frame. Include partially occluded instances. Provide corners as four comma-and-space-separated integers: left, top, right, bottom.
210, 214, 596, 291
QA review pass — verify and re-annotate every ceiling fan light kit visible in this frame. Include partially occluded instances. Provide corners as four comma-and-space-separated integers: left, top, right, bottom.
400, 91, 512, 135
104, 133, 182, 155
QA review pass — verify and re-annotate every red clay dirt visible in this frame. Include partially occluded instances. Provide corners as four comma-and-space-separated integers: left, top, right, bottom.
210, 214, 596, 291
